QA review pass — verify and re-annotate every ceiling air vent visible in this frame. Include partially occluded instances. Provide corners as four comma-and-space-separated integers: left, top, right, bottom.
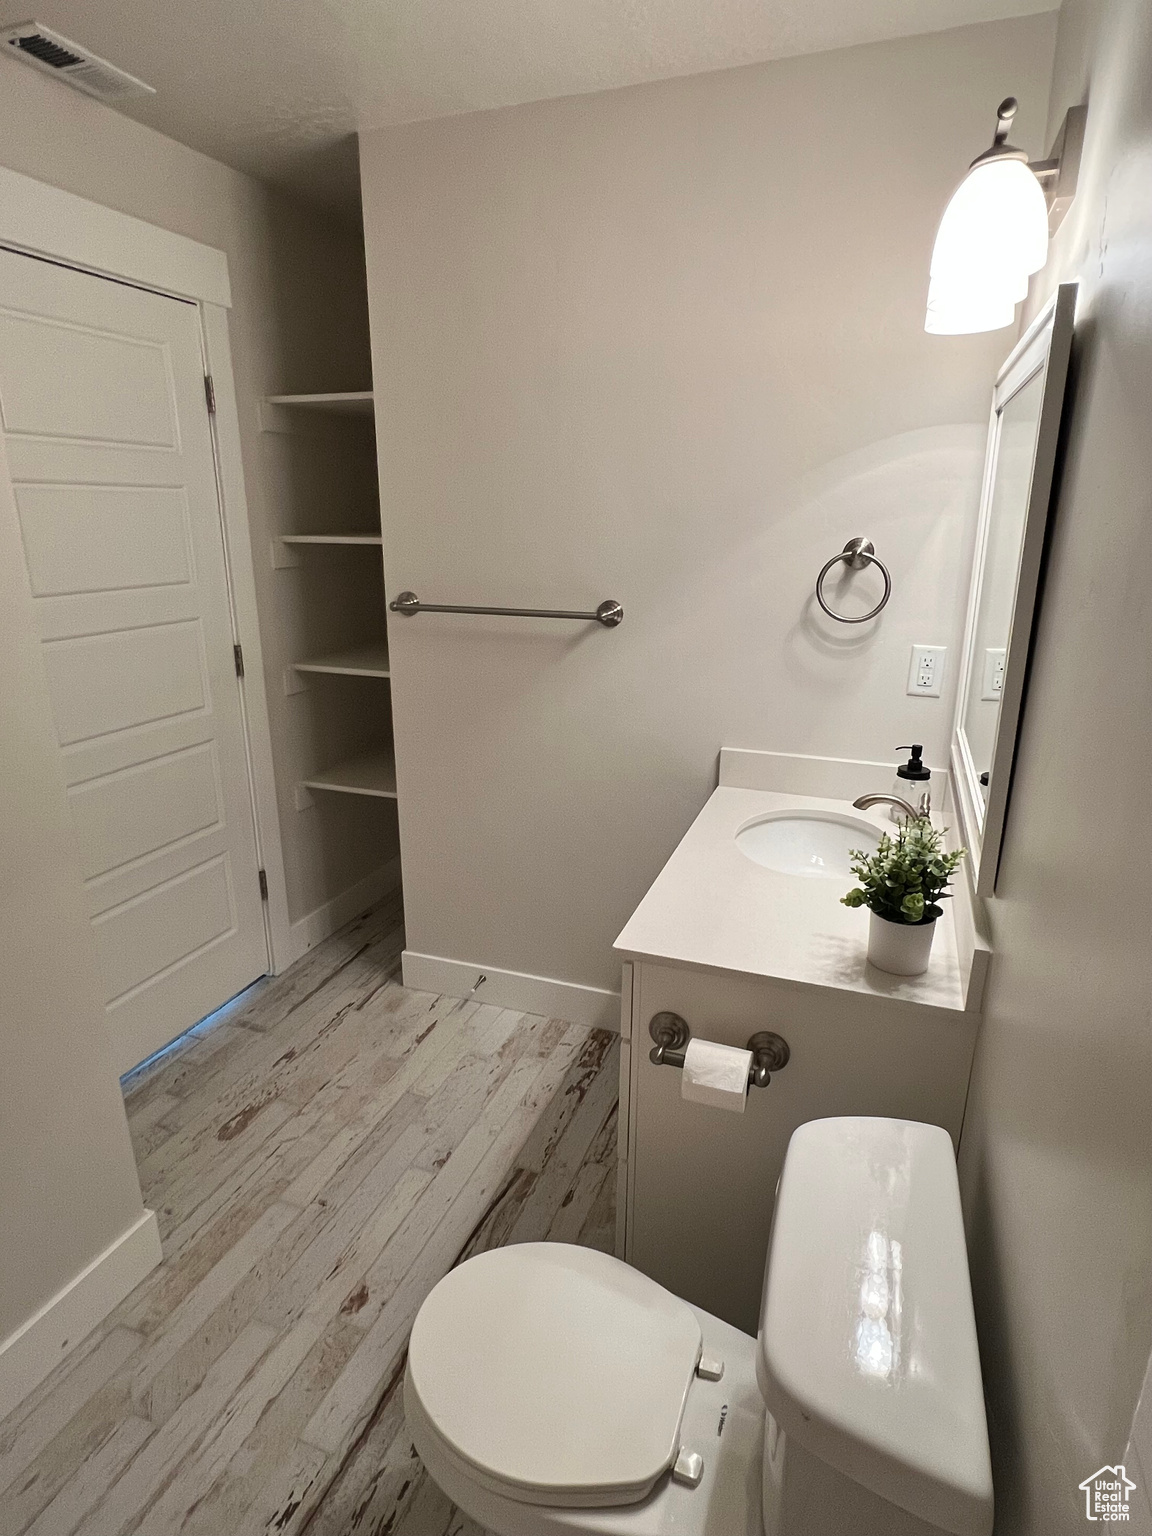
1, 21, 154, 101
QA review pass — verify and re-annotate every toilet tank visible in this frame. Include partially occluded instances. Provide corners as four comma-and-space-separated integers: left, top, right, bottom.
756, 1118, 993, 1536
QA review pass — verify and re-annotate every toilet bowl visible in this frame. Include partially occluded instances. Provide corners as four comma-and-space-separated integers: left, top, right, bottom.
404, 1117, 994, 1536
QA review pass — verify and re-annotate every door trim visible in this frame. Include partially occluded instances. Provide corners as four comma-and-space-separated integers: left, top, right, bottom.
0, 167, 291, 973
0, 164, 230, 305
198, 307, 291, 970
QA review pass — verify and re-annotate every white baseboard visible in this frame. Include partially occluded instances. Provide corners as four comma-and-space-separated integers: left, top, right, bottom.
0, 1209, 162, 1424
402, 950, 620, 1032
281, 856, 403, 972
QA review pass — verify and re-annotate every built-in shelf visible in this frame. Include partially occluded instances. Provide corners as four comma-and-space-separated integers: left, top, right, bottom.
302, 745, 397, 800
294, 642, 390, 679
280, 533, 383, 547
266, 391, 374, 415
259, 392, 375, 434
275, 375, 396, 849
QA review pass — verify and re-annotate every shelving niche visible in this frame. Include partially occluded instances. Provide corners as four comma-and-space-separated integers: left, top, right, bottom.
262, 387, 398, 887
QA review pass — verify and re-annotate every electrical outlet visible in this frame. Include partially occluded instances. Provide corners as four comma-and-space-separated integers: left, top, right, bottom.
294, 783, 315, 812
907, 644, 946, 697
981, 647, 1006, 701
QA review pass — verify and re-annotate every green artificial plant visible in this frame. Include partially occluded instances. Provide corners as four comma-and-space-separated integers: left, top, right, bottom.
842, 816, 966, 926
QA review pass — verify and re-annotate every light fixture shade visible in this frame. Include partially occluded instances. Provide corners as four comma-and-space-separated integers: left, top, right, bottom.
924, 285, 1017, 334
924, 260, 1028, 333
930, 262, 1030, 306
929, 156, 1050, 283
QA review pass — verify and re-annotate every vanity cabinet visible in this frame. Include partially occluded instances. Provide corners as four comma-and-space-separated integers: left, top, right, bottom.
619, 961, 979, 1333
612, 760, 989, 1336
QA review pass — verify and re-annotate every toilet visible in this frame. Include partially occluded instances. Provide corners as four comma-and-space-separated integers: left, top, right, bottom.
404, 1117, 994, 1536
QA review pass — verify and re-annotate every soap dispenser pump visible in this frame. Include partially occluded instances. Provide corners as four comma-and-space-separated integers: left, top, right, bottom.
892, 744, 930, 822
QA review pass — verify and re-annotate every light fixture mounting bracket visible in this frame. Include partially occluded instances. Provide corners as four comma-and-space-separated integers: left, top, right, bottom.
971, 96, 1085, 233
1035, 102, 1086, 231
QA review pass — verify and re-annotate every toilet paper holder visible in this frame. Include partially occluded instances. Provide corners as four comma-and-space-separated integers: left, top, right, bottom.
648, 1013, 790, 1088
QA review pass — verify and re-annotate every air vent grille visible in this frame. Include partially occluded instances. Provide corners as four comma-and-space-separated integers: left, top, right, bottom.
14, 33, 84, 68
2, 21, 154, 101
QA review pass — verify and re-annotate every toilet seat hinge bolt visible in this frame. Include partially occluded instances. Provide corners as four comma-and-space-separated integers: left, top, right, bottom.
672, 1448, 704, 1488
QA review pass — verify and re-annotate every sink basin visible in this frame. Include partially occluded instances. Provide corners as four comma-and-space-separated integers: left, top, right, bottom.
735, 811, 879, 879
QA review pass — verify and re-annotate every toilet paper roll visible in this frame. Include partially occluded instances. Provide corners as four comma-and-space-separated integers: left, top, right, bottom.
681, 1037, 752, 1114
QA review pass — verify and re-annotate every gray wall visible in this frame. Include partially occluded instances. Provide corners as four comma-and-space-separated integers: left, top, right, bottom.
359, 14, 1057, 994
957, 0, 1152, 1529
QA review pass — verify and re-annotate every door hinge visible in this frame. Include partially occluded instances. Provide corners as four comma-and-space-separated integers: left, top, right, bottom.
258, 868, 269, 901
233, 643, 245, 678
204, 374, 216, 414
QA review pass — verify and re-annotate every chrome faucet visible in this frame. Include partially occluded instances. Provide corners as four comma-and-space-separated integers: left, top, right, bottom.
853, 790, 931, 820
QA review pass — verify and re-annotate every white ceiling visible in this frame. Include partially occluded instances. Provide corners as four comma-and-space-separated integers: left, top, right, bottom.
11, 0, 1052, 212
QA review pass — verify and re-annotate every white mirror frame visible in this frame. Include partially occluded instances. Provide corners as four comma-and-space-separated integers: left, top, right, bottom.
952, 281, 1076, 896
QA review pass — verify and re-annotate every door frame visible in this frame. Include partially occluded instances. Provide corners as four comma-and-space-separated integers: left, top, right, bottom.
0, 163, 292, 974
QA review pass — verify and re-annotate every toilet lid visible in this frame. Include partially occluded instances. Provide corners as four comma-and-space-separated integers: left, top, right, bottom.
406, 1243, 703, 1508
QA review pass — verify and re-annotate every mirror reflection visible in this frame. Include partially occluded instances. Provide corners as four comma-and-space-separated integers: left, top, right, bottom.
962, 370, 1044, 812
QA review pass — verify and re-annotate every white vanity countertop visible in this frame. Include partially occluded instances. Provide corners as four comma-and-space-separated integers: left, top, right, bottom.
614, 787, 967, 1012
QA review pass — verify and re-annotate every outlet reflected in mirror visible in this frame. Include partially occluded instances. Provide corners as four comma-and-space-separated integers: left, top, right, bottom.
962, 369, 1044, 803
953, 283, 1076, 895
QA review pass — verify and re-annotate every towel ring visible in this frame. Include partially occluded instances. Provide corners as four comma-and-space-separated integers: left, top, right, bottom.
815, 537, 892, 623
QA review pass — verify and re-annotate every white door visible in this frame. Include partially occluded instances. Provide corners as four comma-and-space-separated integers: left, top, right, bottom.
0, 248, 268, 1075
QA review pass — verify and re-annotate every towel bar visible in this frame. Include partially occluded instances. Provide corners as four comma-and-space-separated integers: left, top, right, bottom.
390, 591, 624, 627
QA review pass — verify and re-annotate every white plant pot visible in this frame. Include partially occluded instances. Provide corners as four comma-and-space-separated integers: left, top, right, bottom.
867, 910, 937, 976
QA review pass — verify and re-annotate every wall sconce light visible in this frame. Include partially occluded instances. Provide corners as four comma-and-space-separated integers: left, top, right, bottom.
926, 97, 1086, 335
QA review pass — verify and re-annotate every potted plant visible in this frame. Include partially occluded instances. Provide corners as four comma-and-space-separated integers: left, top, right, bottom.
842, 816, 966, 976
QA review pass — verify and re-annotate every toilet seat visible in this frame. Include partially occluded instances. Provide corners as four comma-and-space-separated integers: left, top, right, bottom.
405, 1243, 703, 1508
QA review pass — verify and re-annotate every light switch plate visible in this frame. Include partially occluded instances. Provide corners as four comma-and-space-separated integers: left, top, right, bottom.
907, 644, 946, 697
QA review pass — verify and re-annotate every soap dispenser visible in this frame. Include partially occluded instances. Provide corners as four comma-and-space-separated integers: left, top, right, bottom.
892, 744, 931, 822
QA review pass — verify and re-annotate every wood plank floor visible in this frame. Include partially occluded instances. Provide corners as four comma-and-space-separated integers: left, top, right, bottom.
0, 896, 620, 1535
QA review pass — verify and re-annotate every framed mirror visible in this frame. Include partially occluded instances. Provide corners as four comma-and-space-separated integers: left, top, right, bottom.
952, 281, 1076, 895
